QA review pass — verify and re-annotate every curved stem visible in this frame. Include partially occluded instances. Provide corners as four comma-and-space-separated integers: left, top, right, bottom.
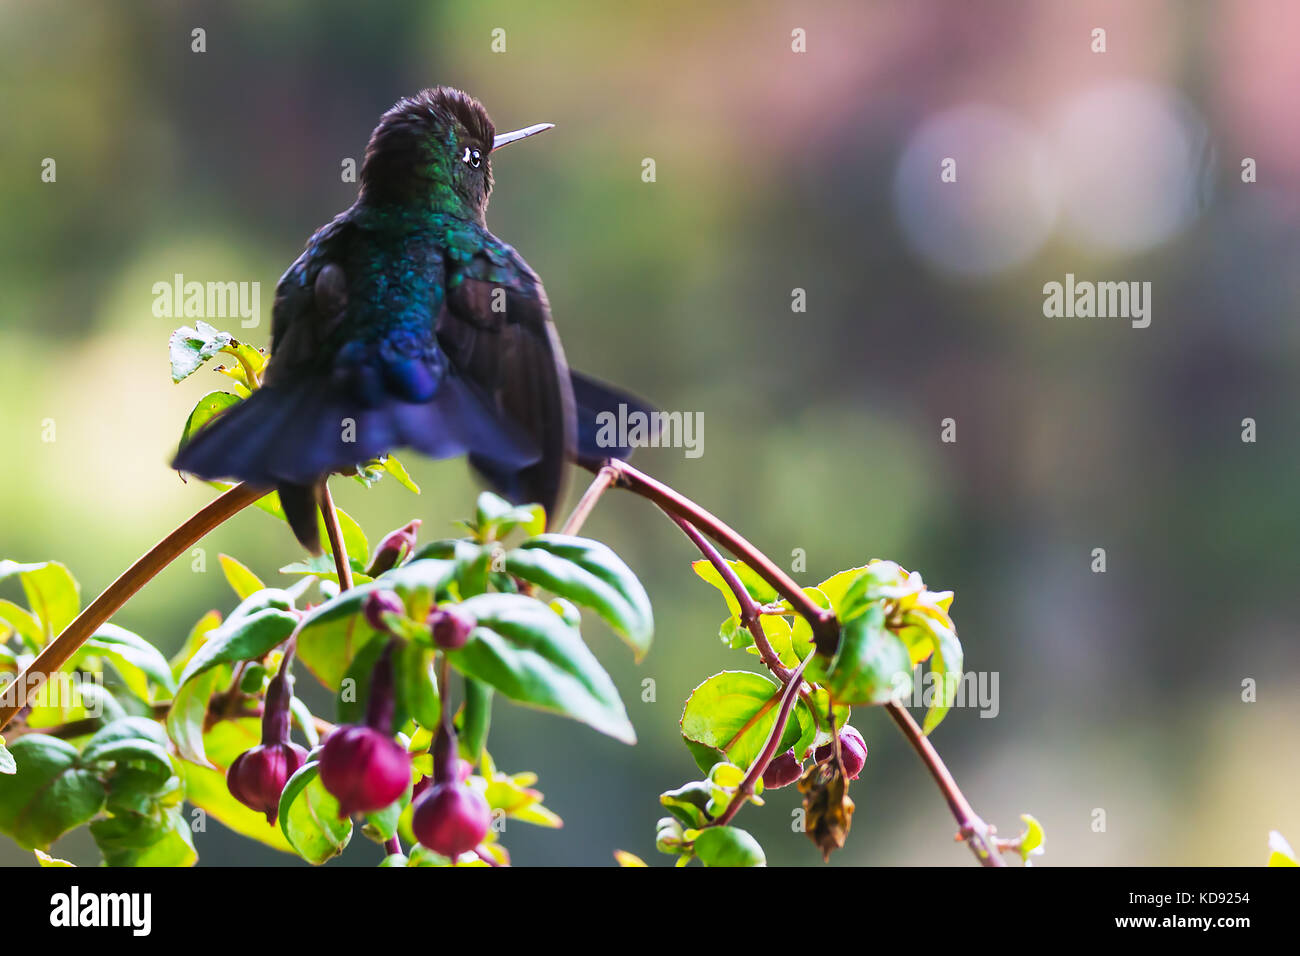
560, 464, 618, 535
320, 481, 353, 591
885, 701, 1004, 866
594, 460, 839, 655
0, 481, 268, 732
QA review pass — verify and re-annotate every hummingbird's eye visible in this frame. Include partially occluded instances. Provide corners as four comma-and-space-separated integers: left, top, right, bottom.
462, 147, 482, 169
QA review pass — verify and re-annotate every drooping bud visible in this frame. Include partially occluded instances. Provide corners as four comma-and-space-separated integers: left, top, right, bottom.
363, 590, 405, 634
227, 662, 306, 823
762, 748, 804, 790
814, 725, 868, 780
318, 642, 411, 817
411, 781, 492, 859
227, 741, 308, 824
318, 725, 412, 818
365, 519, 421, 576
428, 605, 475, 651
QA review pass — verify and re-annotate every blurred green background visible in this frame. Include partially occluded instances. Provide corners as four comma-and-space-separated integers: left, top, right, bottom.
2, 0, 1298, 866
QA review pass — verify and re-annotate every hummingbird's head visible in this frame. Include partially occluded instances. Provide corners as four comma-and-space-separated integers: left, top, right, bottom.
359, 87, 552, 220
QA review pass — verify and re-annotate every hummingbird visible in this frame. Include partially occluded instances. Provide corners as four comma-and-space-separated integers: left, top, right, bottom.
173, 87, 650, 552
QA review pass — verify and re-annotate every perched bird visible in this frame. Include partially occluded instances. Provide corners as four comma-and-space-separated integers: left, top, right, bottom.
173, 87, 649, 551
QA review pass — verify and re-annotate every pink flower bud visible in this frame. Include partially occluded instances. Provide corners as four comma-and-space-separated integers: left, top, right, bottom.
428, 605, 475, 650
227, 741, 308, 824
762, 748, 804, 789
411, 781, 492, 859
363, 590, 405, 634
814, 725, 868, 780
318, 725, 411, 817
365, 519, 421, 576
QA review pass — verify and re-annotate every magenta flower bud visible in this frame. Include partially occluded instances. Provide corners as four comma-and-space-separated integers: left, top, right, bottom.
363, 590, 405, 634
428, 605, 475, 650
411, 781, 492, 859
814, 725, 868, 780
762, 748, 804, 789
227, 741, 308, 824
318, 725, 412, 817
365, 520, 421, 576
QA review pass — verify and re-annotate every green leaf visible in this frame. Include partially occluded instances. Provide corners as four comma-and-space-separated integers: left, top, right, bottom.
683, 738, 726, 776
0, 599, 43, 650
171, 610, 222, 680
0, 560, 79, 640
179, 390, 241, 446
660, 780, 712, 828
680, 671, 809, 771
0, 737, 15, 775
921, 621, 963, 735
507, 535, 653, 660
91, 806, 196, 867
450, 593, 636, 744
457, 678, 493, 763
279, 761, 353, 864
693, 825, 766, 867
218, 554, 265, 601
692, 559, 777, 615
34, 849, 74, 866
805, 605, 912, 706
363, 785, 411, 843
169, 320, 234, 382
472, 492, 546, 540
396, 641, 440, 730
295, 560, 454, 689
381, 455, 421, 493
1019, 813, 1046, 863
176, 607, 298, 689
82, 717, 173, 789
789, 587, 832, 659
279, 554, 372, 586
166, 666, 225, 766
77, 624, 177, 701
0, 735, 107, 850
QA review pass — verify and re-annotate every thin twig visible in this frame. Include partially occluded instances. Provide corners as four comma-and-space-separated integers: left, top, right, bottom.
593, 460, 839, 655
560, 464, 618, 535
0, 482, 268, 733
319, 480, 353, 591
670, 515, 792, 682
885, 701, 1005, 867
711, 656, 810, 828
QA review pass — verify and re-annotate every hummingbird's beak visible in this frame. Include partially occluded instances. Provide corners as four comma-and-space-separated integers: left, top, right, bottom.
492, 123, 555, 151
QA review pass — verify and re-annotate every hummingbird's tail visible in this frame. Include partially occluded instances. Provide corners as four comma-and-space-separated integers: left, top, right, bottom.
172, 373, 539, 553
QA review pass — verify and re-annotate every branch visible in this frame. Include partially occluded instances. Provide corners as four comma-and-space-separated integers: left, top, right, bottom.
583, 458, 1007, 866
560, 464, 618, 535
319, 480, 353, 591
0, 481, 268, 733
885, 701, 1004, 866
594, 460, 839, 655
670, 515, 792, 682
711, 656, 810, 828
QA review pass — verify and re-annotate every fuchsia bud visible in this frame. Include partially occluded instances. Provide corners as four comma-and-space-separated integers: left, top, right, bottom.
227, 662, 306, 823
318, 725, 411, 818
318, 640, 411, 817
410, 723, 490, 858
762, 748, 804, 789
363, 590, 405, 634
365, 520, 421, 576
411, 781, 492, 859
428, 605, 475, 650
814, 725, 868, 780
228, 742, 307, 824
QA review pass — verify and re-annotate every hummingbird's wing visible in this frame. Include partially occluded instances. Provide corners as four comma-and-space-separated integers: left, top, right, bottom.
438, 233, 575, 524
